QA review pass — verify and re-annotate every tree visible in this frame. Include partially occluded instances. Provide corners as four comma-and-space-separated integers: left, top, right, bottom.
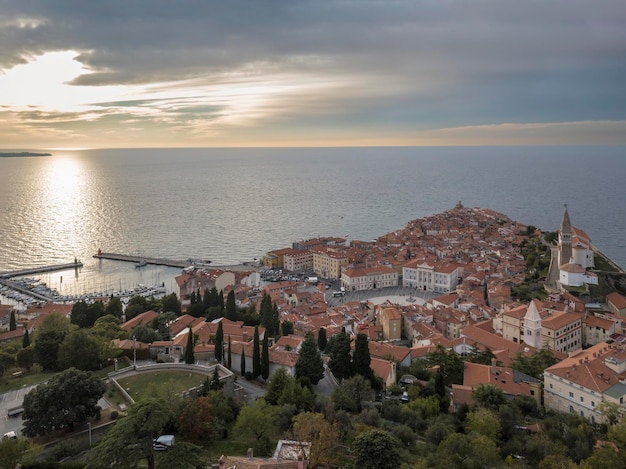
465, 407, 501, 442
22, 368, 105, 436
92, 314, 127, 340
261, 334, 270, 380
240, 345, 246, 376
225, 289, 237, 320
0, 438, 42, 469
16, 346, 34, 371
292, 412, 339, 468
125, 295, 149, 320
317, 327, 327, 351
71, 300, 105, 328
184, 327, 195, 364
9, 310, 16, 331
472, 383, 507, 411
332, 374, 373, 413
252, 326, 261, 379
215, 321, 224, 363
57, 329, 102, 371
105, 296, 123, 318
326, 331, 352, 380
131, 324, 159, 344
33, 312, 74, 371
176, 396, 215, 441
281, 320, 294, 336
224, 337, 231, 370
295, 331, 324, 385
22, 328, 30, 348
351, 429, 401, 469
352, 333, 372, 379
233, 399, 279, 456
260, 294, 275, 336
426, 344, 464, 385
88, 398, 173, 469
161, 292, 182, 316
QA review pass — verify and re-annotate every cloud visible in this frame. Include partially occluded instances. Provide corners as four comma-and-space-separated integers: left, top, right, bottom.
0, 1, 625, 147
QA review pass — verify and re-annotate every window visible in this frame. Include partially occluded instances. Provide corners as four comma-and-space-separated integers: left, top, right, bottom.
580, 396, 584, 402
569, 392, 574, 398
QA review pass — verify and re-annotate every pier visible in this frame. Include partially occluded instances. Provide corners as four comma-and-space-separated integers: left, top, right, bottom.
94, 251, 191, 269
0, 278, 51, 302
0, 261, 83, 280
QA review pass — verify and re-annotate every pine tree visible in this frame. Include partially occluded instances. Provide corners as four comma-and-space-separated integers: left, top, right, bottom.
184, 327, 195, 364
215, 321, 224, 363
261, 335, 270, 380
252, 326, 261, 379
9, 310, 16, 331
318, 327, 327, 351
295, 331, 325, 385
326, 331, 352, 380
227, 336, 232, 369
22, 328, 30, 348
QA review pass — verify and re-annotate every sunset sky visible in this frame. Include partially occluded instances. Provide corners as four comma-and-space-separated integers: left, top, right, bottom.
1, 1, 625, 149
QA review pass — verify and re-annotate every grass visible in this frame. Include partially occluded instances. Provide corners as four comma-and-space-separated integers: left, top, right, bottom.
0, 370, 56, 393
115, 370, 209, 402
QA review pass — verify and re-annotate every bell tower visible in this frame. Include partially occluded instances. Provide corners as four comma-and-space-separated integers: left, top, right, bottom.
558, 204, 573, 267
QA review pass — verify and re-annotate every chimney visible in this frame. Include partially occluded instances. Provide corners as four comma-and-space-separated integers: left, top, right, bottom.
491, 358, 497, 375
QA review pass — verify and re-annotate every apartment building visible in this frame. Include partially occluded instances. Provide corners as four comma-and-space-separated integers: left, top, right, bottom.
341, 265, 398, 291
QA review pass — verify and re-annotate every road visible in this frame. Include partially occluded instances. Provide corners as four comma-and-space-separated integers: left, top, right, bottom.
0, 385, 36, 439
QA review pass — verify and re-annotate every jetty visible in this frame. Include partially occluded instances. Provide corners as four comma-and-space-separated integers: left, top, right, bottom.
0, 261, 83, 280
94, 251, 190, 269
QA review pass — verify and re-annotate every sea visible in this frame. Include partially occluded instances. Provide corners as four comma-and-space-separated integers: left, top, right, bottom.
0, 146, 625, 300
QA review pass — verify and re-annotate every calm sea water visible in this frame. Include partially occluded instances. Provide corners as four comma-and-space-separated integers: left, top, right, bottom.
0, 146, 624, 296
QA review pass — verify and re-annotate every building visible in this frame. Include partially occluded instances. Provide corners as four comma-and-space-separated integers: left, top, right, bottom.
544, 342, 626, 424
312, 248, 349, 280
556, 205, 596, 287
283, 249, 314, 272
607, 292, 626, 316
376, 305, 403, 341
403, 260, 460, 293
341, 265, 398, 291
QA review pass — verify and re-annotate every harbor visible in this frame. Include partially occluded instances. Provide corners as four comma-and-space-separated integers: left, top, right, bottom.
93, 250, 196, 269
0, 260, 83, 280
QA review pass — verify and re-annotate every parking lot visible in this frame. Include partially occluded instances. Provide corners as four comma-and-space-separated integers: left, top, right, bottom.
0, 385, 35, 439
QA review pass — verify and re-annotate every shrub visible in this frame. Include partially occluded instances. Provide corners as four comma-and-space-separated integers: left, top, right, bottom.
110, 410, 119, 420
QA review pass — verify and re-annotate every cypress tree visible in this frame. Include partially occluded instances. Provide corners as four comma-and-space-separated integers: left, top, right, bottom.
215, 321, 224, 363
227, 336, 232, 369
184, 327, 195, 364
252, 326, 261, 379
261, 335, 270, 380
240, 343, 246, 376
226, 290, 237, 321
352, 333, 373, 379
318, 327, 327, 351
272, 303, 280, 338
22, 328, 30, 348
327, 331, 352, 380
9, 310, 16, 331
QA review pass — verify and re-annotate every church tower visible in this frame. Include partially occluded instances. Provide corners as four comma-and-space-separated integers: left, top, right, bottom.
523, 299, 542, 349
558, 204, 573, 267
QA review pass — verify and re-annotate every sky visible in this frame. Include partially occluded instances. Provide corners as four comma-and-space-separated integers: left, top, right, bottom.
1, 0, 625, 149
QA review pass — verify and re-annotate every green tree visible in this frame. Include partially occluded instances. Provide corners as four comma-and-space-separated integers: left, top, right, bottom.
92, 314, 127, 340
105, 296, 123, 318
125, 295, 149, 320
87, 398, 173, 469
0, 438, 42, 469
260, 294, 275, 336
33, 312, 73, 371
161, 292, 182, 316
9, 310, 16, 331
472, 383, 507, 411
215, 321, 224, 363
22, 368, 105, 436
281, 320, 294, 336
240, 345, 246, 376
261, 334, 270, 380
317, 327, 327, 351
16, 346, 34, 371
71, 300, 105, 328
465, 407, 501, 442
332, 374, 373, 413
292, 412, 339, 468
227, 336, 232, 369
265, 367, 292, 405
57, 329, 102, 371
131, 324, 159, 344
233, 399, 279, 456
426, 344, 464, 386
295, 331, 324, 385
22, 328, 30, 348
252, 326, 261, 379
184, 327, 195, 364
351, 429, 401, 469
225, 289, 237, 321
352, 332, 373, 380
326, 331, 352, 380
150, 311, 177, 340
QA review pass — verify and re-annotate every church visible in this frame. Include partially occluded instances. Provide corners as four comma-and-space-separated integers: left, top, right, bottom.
557, 205, 597, 287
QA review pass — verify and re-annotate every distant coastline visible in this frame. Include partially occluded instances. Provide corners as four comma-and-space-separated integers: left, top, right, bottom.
0, 152, 51, 158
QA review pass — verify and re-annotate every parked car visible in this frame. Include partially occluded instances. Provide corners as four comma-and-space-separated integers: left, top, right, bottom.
153, 434, 175, 451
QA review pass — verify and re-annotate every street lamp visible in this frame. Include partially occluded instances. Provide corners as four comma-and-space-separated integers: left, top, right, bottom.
86, 422, 92, 447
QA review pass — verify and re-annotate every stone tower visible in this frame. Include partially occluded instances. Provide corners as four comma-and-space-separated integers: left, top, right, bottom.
523, 299, 542, 349
558, 204, 573, 267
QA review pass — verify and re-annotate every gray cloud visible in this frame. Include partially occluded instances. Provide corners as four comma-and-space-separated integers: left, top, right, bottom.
1, 0, 625, 144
